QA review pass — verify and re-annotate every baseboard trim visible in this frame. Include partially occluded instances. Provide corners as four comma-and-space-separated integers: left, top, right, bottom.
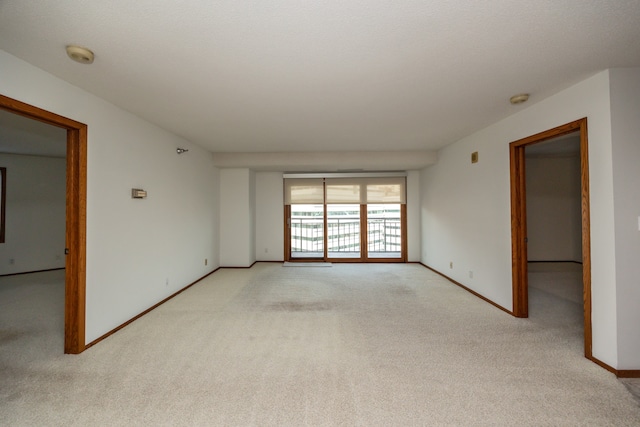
0, 267, 65, 277
419, 263, 512, 315
84, 267, 221, 351
589, 356, 618, 375
528, 260, 583, 264
589, 356, 640, 378
616, 370, 640, 378
220, 261, 258, 269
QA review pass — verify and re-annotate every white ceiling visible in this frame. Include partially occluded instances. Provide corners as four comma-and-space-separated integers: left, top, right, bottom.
1, 1, 639, 162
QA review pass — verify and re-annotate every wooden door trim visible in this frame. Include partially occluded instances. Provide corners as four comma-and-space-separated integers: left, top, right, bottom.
509, 117, 592, 358
509, 142, 528, 317
0, 94, 87, 354
360, 204, 368, 261
323, 202, 328, 259
284, 204, 291, 261
401, 204, 408, 263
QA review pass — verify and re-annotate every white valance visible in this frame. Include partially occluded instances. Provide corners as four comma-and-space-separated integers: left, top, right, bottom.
284, 178, 324, 204
285, 176, 405, 205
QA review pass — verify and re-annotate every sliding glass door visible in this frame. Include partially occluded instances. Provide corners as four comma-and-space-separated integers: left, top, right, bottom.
367, 204, 402, 259
285, 175, 407, 263
290, 204, 324, 259
327, 204, 361, 259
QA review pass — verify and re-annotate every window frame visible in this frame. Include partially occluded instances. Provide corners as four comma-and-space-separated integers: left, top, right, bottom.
284, 175, 407, 263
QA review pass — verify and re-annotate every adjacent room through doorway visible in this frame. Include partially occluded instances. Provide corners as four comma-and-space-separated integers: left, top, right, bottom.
525, 132, 584, 352
0, 95, 87, 354
0, 103, 77, 354
510, 119, 591, 360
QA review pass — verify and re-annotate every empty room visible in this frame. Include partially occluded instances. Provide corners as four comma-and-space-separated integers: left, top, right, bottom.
1, 2, 640, 425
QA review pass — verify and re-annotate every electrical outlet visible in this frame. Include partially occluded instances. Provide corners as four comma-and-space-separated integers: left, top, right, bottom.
9, 258, 15, 265
469, 271, 473, 279
265, 248, 269, 253
449, 261, 453, 269
165, 278, 169, 287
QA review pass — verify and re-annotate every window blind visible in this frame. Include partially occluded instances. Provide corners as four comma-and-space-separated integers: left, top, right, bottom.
364, 177, 405, 204
325, 178, 362, 204
284, 178, 324, 204
284, 176, 405, 205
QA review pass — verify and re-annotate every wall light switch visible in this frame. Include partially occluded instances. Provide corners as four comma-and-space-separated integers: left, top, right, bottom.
471, 151, 479, 163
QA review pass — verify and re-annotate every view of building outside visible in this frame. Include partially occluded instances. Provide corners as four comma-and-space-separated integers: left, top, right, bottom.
367, 204, 401, 257
290, 204, 324, 257
290, 204, 401, 258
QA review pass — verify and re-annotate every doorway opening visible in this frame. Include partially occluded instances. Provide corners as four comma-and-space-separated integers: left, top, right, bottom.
509, 118, 592, 359
0, 94, 87, 354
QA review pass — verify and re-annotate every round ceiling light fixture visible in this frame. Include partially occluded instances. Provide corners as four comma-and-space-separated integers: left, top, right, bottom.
66, 45, 94, 64
510, 93, 530, 105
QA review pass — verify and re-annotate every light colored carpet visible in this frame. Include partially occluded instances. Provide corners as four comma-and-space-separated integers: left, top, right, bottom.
1, 264, 639, 426
528, 262, 583, 304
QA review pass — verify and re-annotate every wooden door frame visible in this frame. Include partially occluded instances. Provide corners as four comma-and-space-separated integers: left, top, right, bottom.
0, 94, 87, 354
509, 118, 592, 358
360, 204, 368, 261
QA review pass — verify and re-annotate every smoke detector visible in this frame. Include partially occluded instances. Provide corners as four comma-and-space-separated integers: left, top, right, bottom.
510, 93, 530, 105
66, 45, 94, 64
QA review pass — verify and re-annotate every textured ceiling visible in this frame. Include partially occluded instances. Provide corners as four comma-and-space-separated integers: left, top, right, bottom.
1, 1, 639, 157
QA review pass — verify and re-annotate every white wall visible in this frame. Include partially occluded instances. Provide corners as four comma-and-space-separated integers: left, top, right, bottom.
406, 170, 421, 262
525, 155, 582, 262
255, 172, 284, 261
0, 154, 66, 274
421, 70, 621, 367
609, 68, 640, 369
0, 50, 220, 343
219, 168, 256, 267
212, 167, 220, 266
249, 170, 256, 264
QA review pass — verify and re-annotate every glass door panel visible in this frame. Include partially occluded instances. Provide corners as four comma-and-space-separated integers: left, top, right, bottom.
290, 204, 324, 259
327, 204, 361, 259
367, 204, 402, 259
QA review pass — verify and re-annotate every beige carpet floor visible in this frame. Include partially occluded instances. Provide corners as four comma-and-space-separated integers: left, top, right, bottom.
1, 264, 639, 426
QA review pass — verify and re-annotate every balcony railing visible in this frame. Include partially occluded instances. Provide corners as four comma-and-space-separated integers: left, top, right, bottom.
327, 219, 360, 254
290, 218, 323, 253
367, 218, 401, 253
291, 217, 401, 258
